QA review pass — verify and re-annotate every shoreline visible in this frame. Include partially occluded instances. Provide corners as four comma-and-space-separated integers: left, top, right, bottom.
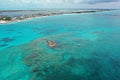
0, 10, 112, 24
0, 16, 49, 25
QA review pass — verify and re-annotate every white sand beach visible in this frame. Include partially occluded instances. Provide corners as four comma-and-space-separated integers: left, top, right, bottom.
0, 20, 8, 24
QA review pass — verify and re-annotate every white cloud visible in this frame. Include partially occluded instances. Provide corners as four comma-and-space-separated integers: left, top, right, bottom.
1, 0, 120, 9
9, 0, 84, 4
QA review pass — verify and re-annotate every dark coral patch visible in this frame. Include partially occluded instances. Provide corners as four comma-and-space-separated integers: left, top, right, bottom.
45, 29, 56, 34
109, 57, 120, 68
1, 37, 15, 43
32, 27, 42, 32
32, 27, 41, 30
6, 29, 14, 32
0, 43, 8, 47
36, 29, 57, 35
40, 29, 57, 35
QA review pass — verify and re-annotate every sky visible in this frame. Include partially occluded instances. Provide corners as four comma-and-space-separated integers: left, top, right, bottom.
0, 0, 120, 10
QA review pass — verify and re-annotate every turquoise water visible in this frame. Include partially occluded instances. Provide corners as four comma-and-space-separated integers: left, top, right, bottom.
0, 10, 120, 80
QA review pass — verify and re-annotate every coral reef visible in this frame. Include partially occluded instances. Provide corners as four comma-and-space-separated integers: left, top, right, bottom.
0, 32, 120, 80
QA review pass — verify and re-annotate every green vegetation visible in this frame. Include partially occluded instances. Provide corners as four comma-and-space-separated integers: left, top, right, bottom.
0, 16, 12, 21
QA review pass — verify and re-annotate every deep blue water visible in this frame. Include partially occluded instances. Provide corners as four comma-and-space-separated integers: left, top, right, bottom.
0, 10, 120, 80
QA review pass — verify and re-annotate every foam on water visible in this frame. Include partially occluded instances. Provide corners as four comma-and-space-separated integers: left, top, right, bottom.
0, 10, 120, 80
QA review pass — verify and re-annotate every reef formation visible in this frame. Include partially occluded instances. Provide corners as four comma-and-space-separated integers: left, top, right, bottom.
0, 32, 120, 80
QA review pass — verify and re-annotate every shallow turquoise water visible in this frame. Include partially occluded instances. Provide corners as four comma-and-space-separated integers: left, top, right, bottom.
0, 10, 120, 80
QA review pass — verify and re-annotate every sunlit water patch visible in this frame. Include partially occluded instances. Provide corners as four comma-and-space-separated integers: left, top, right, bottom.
0, 10, 120, 80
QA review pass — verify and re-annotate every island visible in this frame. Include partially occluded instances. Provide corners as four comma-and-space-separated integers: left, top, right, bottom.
0, 9, 112, 24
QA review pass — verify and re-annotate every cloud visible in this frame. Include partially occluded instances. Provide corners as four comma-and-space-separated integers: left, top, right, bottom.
9, 0, 120, 4
8, 0, 83, 8
9, 0, 79, 4
0, 0, 120, 9
83, 0, 120, 4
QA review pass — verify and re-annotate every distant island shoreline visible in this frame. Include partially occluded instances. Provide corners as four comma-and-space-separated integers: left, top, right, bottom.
0, 9, 112, 24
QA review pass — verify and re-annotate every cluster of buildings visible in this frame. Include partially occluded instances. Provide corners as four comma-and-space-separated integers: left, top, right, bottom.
0, 9, 111, 24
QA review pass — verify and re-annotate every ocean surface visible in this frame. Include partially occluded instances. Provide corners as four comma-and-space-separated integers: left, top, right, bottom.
0, 10, 120, 80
